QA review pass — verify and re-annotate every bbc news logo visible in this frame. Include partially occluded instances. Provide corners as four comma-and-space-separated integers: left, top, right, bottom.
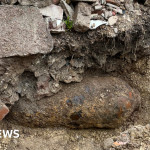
0, 130, 19, 138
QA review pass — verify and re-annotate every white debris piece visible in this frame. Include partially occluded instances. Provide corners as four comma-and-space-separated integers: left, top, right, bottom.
108, 16, 118, 25
125, 2, 134, 11
133, 10, 142, 15
39, 4, 63, 20
95, 5, 102, 10
90, 14, 98, 19
123, 15, 131, 22
101, 0, 106, 5
114, 28, 118, 33
89, 20, 108, 29
106, 3, 120, 9
92, 0, 100, 7
104, 11, 113, 19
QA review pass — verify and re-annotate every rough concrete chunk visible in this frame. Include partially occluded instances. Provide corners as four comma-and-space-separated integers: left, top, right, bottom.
108, 16, 118, 25
60, 0, 74, 20
73, 2, 91, 32
39, 4, 63, 20
18, 0, 52, 8
0, 6, 53, 58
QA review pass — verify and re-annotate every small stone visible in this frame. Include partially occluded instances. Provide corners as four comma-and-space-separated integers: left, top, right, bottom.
134, 2, 140, 10
106, 3, 120, 9
60, 0, 74, 20
39, 4, 63, 20
104, 11, 113, 19
73, 2, 91, 32
103, 138, 114, 149
94, 5, 102, 10
114, 28, 118, 33
125, 2, 134, 11
112, 11, 116, 15
133, 10, 142, 15
108, 16, 118, 25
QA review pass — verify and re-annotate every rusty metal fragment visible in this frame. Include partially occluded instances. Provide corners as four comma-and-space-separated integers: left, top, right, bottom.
9, 77, 141, 128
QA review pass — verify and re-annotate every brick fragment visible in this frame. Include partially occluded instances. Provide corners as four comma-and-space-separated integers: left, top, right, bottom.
0, 104, 9, 120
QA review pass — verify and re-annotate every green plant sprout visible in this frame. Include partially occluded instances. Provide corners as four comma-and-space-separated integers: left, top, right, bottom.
63, 16, 73, 30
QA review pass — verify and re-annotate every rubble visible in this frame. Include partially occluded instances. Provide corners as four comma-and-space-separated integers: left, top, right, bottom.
1, 0, 17, 4
103, 124, 150, 149
104, 11, 114, 19
18, 0, 52, 7
145, 0, 150, 7
125, 0, 134, 11
101, 0, 106, 5
39, 4, 65, 33
73, 2, 91, 32
106, 3, 120, 9
0, 6, 53, 58
49, 19, 66, 33
114, 27, 118, 33
90, 20, 108, 29
113, 8, 123, 14
0, 0, 140, 33
39, 4, 63, 20
60, 0, 74, 20
94, 5, 102, 10
108, 16, 118, 25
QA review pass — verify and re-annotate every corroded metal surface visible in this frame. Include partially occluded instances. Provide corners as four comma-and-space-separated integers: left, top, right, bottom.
9, 77, 141, 128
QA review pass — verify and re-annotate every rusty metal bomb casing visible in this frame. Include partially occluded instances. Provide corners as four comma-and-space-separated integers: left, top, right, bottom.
9, 77, 141, 128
